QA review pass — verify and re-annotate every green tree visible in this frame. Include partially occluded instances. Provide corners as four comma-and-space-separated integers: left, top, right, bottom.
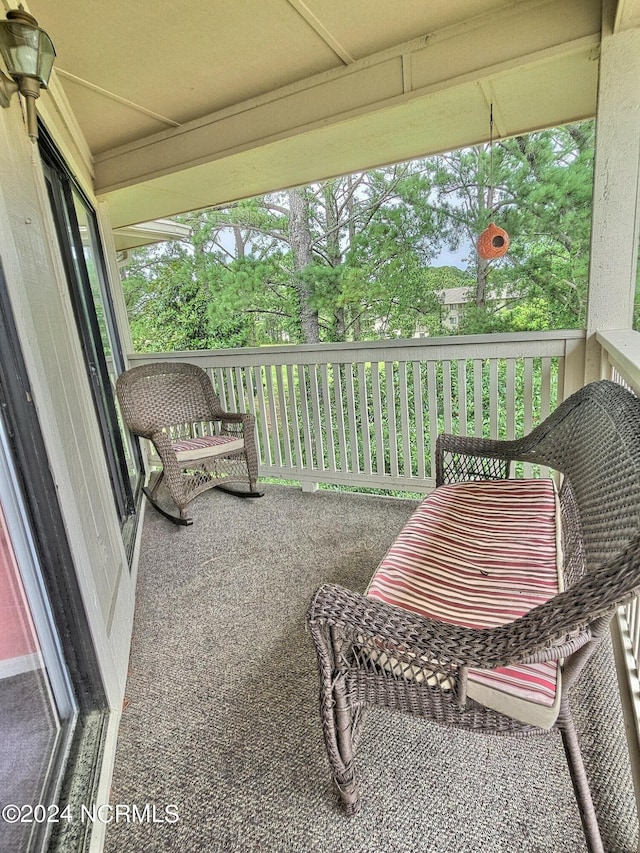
428, 122, 594, 332
126, 164, 444, 349
121, 245, 215, 352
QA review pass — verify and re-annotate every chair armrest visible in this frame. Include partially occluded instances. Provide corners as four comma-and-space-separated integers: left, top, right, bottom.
307, 583, 589, 672
217, 411, 256, 438
435, 433, 521, 485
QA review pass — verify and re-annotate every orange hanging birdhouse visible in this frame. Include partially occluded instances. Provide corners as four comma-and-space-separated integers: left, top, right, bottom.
477, 222, 510, 260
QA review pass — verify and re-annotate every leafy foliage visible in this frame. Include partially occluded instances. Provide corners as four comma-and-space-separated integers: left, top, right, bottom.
120, 121, 595, 351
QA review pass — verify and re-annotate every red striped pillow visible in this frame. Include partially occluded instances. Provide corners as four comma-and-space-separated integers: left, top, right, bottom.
366, 479, 562, 728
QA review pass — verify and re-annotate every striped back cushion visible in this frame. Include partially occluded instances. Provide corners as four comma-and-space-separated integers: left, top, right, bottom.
366, 479, 562, 729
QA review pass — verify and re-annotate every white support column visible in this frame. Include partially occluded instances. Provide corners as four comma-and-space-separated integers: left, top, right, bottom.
585, 14, 640, 382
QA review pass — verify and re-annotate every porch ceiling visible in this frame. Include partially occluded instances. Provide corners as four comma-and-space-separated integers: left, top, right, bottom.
22, 0, 628, 228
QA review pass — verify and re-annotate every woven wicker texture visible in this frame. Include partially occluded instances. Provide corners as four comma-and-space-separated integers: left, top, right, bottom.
116, 361, 259, 520
307, 380, 640, 852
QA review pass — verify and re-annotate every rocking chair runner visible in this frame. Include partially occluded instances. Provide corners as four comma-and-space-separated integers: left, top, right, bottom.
307, 380, 640, 853
116, 361, 262, 524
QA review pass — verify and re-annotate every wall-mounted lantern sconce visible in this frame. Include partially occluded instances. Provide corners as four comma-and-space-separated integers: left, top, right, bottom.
0, 6, 55, 142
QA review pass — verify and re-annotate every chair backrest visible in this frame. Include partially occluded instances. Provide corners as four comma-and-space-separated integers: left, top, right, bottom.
521, 381, 640, 571
509, 381, 640, 636
116, 362, 222, 437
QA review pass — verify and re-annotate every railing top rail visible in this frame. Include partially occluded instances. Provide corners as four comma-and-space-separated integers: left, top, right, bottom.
597, 329, 640, 393
127, 329, 585, 368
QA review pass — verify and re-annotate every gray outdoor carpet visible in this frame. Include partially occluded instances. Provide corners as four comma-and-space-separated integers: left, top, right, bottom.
104, 485, 639, 853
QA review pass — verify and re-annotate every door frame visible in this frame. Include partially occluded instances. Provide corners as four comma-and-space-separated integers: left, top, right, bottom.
38, 127, 143, 559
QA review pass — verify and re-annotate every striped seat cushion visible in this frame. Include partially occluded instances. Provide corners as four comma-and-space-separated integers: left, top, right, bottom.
171, 434, 245, 462
366, 479, 562, 729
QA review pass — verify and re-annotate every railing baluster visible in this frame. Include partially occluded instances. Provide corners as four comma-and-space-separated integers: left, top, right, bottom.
632, 599, 640, 663
539, 357, 552, 479
345, 363, 359, 474
443, 360, 453, 435
255, 365, 272, 468
489, 359, 499, 438
332, 363, 348, 473
309, 364, 324, 471
275, 364, 293, 469
224, 366, 236, 411
506, 359, 516, 441
215, 366, 227, 411
556, 354, 565, 406
523, 358, 533, 478
358, 362, 372, 476
287, 364, 303, 470
264, 364, 281, 468
629, 601, 636, 663
386, 362, 399, 478
457, 360, 468, 436
413, 361, 426, 480
398, 361, 410, 479
244, 366, 262, 461
427, 360, 437, 480
541, 357, 551, 420
298, 364, 314, 471
320, 364, 335, 472
473, 359, 483, 438
233, 366, 246, 412
371, 363, 384, 476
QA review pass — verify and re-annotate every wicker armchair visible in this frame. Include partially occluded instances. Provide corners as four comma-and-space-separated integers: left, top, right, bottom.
307, 380, 640, 853
116, 361, 262, 524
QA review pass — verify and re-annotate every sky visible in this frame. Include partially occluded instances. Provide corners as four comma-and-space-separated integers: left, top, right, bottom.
434, 242, 472, 270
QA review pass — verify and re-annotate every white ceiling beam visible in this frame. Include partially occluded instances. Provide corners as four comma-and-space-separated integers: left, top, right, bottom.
284, 0, 355, 65
94, 0, 600, 197
55, 69, 182, 129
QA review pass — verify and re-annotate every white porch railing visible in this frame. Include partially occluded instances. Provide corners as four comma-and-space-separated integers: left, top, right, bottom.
129, 329, 585, 493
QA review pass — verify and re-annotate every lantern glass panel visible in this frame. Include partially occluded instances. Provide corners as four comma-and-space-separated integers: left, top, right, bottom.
0, 21, 39, 77
37, 31, 55, 85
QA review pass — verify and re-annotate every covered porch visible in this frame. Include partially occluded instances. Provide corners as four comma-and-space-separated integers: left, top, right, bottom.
1, 1, 640, 852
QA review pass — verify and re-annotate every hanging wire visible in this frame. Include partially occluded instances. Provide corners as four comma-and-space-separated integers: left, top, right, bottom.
487, 103, 494, 217
476, 102, 510, 259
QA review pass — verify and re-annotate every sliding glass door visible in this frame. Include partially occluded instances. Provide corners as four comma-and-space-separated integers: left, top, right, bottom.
0, 416, 77, 853
0, 255, 106, 853
39, 131, 143, 557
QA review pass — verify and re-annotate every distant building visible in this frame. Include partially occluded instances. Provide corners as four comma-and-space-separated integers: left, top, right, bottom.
438, 287, 473, 330
437, 285, 510, 330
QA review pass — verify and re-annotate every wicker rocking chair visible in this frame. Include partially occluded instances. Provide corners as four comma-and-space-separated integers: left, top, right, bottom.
116, 361, 262, 525
307, 380, 640, 853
